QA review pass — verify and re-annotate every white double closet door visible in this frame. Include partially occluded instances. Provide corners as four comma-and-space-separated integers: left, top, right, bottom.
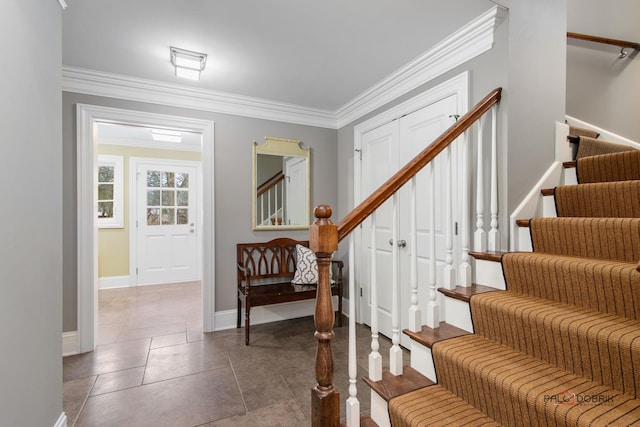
358, 94, 461, 348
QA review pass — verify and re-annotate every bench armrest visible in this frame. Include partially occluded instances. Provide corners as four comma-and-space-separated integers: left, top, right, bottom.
237, 263, 252, 289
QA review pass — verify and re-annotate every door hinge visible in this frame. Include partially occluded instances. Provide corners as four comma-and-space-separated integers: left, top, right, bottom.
355, 148, 362, 160
455, 222, 458, 235
136, 267, 138, 275
136, 220, 138, 228
360, 288, 363, 297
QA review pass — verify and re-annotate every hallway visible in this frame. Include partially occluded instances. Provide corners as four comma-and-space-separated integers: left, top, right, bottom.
63, 282, 391, 426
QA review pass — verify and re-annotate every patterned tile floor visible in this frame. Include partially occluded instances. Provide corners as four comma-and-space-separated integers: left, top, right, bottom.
63, 282, 397, 426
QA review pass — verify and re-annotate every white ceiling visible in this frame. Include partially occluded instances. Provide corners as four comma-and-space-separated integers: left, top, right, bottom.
62, 0, 495, 112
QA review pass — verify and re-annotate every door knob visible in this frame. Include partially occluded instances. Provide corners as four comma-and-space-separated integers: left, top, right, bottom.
388, 239, 407, 248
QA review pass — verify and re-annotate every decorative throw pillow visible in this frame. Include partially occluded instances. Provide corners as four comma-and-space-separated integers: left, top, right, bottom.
291, 244, 318, 284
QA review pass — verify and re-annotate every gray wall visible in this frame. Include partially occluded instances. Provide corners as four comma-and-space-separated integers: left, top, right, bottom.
0, 1, 63, 426
63, 93, 338, 332
566, 0, 640, 141
506, 0, 567, 214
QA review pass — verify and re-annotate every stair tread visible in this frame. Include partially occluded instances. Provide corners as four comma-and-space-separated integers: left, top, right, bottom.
563, 160, 577, 168
433, 334, 640, 426
437, 284, 498, 303
469, 250, 508, 262
389, 384, 500, 427
403, 321, 469, 348
363, 366, 434, 402
515, 218, 530, 227
541, 187, 555, 196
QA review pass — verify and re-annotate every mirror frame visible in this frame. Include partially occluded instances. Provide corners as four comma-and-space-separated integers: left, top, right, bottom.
252, 136, 311, 230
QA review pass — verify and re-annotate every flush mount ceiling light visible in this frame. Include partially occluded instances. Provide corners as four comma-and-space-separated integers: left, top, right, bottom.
151, 128, 183, 143
170, 46, 207, 81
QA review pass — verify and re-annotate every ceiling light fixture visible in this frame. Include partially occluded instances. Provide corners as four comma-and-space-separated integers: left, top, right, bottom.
170, 46, 207, 81
151, 128, 183, 143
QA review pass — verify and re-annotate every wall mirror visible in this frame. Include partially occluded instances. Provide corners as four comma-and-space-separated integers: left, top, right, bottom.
252, 137, 310, 230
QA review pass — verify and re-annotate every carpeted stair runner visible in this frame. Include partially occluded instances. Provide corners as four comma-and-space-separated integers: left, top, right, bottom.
389, 140, 640, 426
554, 180, 640, 218
577, 150, 640, 183
575, 136, 635, 159
569, 125, 600, 140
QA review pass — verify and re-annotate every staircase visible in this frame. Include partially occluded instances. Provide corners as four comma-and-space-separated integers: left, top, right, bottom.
307, 83, 640, 425
386, 134, 640, 425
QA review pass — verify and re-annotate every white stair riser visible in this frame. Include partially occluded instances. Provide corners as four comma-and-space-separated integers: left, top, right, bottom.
472, 259, 505, 289
443, 297, 474, 333
371, 392, 391, 427
563, 167, 577, 186
542, 194, 557, 217
517, 226, 533, 252
410, 341, 437, 382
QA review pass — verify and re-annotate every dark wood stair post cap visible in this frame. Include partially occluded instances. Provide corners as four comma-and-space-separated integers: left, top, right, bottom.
310, 204, 338, 254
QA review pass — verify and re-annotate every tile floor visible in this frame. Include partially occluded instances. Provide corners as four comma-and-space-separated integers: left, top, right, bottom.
63, 282, 398, 426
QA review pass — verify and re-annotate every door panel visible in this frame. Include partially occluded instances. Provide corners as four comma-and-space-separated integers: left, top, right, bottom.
358, 94, 459, 347
136, 162, 199, 285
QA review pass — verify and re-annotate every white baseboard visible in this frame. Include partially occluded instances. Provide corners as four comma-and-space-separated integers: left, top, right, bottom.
54, 412, 67, 427
62, 331, 78, 356
214, 296, 346, 331
98, 275, 131, 289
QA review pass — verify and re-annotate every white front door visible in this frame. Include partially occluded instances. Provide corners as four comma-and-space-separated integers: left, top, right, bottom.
358, 93, 459, 347
135, 160, 200, 285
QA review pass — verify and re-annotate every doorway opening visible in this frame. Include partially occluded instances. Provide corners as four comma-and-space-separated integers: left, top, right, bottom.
77, 105, 215, 353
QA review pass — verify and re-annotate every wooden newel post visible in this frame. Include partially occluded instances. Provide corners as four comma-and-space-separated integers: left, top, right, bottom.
310, 204, 340, 427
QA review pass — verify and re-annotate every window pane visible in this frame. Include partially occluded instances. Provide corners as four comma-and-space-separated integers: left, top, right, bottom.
98, 184, 114, 201
162, 208, 175, 225
176, 172, 189, 188
162, 190, 175, 206
98, 202, 113, 218
147, 171, 161, 187
176, 190, 188, 206
177, 208, 188, 224
162, 172, 175, 188
147, 190, 160, 206
98, 166, 114, 183
147, 208, 160, 225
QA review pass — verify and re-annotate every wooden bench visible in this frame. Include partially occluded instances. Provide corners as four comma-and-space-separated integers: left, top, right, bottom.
237, 238, 343, 345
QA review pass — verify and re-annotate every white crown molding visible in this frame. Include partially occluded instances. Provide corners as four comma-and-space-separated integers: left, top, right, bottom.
57, 0, 67, 10
62, 66, 338, 129
335, 5, 504, 128
62, 6, 503, 130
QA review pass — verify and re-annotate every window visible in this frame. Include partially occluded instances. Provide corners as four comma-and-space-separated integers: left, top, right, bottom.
98, 155, 124, 228
146, 170, 189, 226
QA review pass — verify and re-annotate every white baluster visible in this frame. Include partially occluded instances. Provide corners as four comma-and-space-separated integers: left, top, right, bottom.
426, 163, 440, 328
260, 194, 264, 225
408, 177, 421, 332
488, 105, 501, 251
443, 145, 455, 290
460, 131, 472, 286
474, 118, 487, 251
267, 189, 272, 223
369, 213, 382, 382
346, 234, 360, 426
274, 185, 279, 224
390, 193, 403, 375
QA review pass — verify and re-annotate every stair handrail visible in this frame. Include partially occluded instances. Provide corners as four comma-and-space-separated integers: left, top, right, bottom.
256, 171, 284, 197
567, 32, 640, 58
337, 87, 502, 242
309, 87, 502, 426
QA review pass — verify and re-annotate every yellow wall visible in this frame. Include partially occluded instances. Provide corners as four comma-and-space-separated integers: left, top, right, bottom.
98, 145, 201, 278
